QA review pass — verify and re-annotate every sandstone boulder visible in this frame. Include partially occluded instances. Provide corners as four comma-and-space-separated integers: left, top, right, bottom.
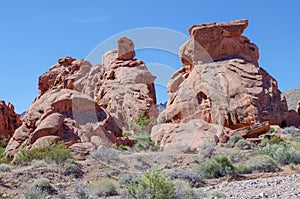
0, 101, 21, 140
117, 37, 135, 60
151, 119, 228, 151
5, 89, 122, 159
180, 19, 259, 66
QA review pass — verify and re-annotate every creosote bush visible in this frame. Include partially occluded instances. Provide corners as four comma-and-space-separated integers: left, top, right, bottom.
169, 169, 205, 188
243, 155, 279, 173
15, 141, 71, 165
225, 135, 242, 148
254, 142, 300, 165
90, 178, 119, 197
91, 147, 119, 164
194, 155, 235, 178
126, 169, 175, 199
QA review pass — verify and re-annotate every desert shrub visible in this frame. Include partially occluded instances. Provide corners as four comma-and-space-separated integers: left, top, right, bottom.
73, 183, 90, 199
225, 135, 242, 148
172, 179, 196, 199
169, 169, 205, 188
269, 127, 276, 133
0, 163, 11, 172
0, 138, 9, 148
15, 142, 71, 165
235, 163, 250, 174
90, 147, 119, 164
131, 133, 158, 152
177, 145, 197, 154
26, 178, 56, 198
194, 155, 235, 178
295, 136, 300, 142
126, 169, 175, 199
244, 155, 278, 173
31, 160, 47, 168
119, 173, 140, 186
280, 126, 300, 138
90, 178, 119, 197
268, 135, 283, 144
63, 163, 83, 178
25, 187, 47, 199
254, 142, 300, 165
0, 147, 10, 164
235, 139, 251, 150
118, 145, 130, 151
199, 142, 215, 159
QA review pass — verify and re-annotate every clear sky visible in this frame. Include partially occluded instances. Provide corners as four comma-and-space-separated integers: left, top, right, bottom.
1, 0, 300, 113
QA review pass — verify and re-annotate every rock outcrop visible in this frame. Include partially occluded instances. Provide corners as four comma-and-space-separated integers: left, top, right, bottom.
0, 101, 21, 140
158, 20, 288, 129
180, 19, 259, 66
152, 20, 289, 151
151, 119, 228, 151
6, 37, 157, 159
5, 89, 122, 159
76, 38, 158, 129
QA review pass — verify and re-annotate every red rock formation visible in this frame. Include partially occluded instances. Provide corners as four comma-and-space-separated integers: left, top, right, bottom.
180, 19, 259, 66
118, 37, 136, 60
0, 101, 21, 140
76, 37, 158, 129
153, 20, 288, 151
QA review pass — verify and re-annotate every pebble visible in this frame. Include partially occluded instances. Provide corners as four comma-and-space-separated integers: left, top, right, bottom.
206, 174, 300, 199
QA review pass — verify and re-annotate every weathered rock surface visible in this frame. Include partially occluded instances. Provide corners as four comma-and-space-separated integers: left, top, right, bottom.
180, 19, 259, 66
158, 58, 288, 128
118, 37, 136, 60
76, 38, 158, 129
5, 89, 122, 159
0, 101, 21, 140
154, 19, 289, 150
38, 57, 92, 97
151, 119, 228, 151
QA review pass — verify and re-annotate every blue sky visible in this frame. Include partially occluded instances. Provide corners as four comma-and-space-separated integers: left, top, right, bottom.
1, 0, 300, 113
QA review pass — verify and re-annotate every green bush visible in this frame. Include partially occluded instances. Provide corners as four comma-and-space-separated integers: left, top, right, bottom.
91, 148, 119, 163
0, 147, 9, 164
126, 169, 175, 199
169, 169, 205, 188
235, 163, 249, 174
90, 178, 118, 197
194, 155, 235, 178
118, 145, 130, 151
131, 133, 158, 152
172, 179, 196, 199
63, 163, 83, 178
15, 142, 71, 165
225, 135, 242, 148
235, 139, 251, 150
244, 155, 278, 173
26, 178, 57, 198
199, 142, 215, 159
254, 142, 300, 165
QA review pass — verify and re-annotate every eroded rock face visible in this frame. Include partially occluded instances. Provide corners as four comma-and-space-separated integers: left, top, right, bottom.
159, 58, 288, 128
95, 50, 157, 128
38, 57, 92, 97
5, 89, 122, 159
0, 101, 21, 140
76, 38, 158, 129
179, 19, 259, 66
153, 19, 289, 151
151, 119, 228, 151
